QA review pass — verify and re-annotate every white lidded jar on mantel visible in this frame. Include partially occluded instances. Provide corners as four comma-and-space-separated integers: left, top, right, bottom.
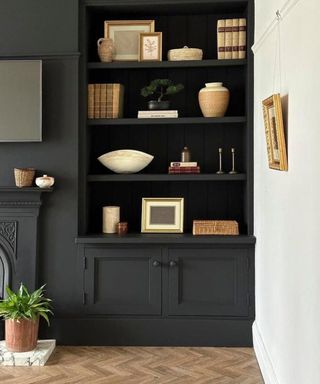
198, 82, 230, 117
35, 174, 55, 188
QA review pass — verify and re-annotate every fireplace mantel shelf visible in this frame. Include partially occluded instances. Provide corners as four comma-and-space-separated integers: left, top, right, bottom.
0, 187, 53, 193
0, 187, 53, 208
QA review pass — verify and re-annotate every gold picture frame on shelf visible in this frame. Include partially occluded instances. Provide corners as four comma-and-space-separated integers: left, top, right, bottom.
104, 20, 155, 61
139, 32, 162, 61
262, 93, 288, 171
141, 198, 184, 233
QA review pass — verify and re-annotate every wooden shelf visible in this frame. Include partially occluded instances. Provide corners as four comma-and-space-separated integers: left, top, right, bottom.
88, 116, 246, 126
88, 173, 246, 182
88, 59, 247, 70
76, 233, 256, 245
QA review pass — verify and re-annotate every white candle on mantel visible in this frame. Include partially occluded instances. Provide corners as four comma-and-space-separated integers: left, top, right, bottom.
103, 206, 120, 233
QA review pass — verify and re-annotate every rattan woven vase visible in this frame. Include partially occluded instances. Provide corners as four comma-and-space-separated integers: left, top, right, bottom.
14, 168, 35, 188
198, 82, 230, 117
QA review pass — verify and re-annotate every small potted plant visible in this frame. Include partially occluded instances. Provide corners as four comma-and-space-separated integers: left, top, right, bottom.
141, 79, 184, 110
0, 283, 53, 352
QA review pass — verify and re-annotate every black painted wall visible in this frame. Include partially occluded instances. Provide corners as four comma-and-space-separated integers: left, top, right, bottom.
0, 1, 80, 315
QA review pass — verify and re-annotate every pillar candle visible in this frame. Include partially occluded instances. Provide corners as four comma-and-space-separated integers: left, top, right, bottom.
103, 206, 120, 233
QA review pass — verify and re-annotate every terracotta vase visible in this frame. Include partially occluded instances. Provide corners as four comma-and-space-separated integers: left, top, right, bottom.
97, 38, 115, 62
198, 82, 230, 117
5, 318, 39, 352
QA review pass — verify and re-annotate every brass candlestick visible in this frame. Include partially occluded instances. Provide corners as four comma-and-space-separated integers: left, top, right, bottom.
216, 147, 224, 174
229, 147, 237, 174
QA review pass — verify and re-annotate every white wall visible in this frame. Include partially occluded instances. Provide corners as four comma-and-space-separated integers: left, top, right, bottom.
253, 0, 320, 383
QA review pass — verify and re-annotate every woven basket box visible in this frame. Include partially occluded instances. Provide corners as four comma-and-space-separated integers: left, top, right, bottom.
192, 220, 239, 235
167, 47, 203, 61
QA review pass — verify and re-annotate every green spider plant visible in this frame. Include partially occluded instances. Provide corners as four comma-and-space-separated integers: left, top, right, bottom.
0, 283, 53, 325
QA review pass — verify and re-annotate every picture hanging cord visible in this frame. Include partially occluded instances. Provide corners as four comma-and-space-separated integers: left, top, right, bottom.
272, 10, 282, 94
251, 0, 301, 54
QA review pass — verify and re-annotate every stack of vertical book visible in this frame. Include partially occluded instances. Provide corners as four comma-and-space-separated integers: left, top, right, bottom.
168, 161, 200, 174
138, 110, 178, 118
88, 83, 124, 119
217, 18, 246, 60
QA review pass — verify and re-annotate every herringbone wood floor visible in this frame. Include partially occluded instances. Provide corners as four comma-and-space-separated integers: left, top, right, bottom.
0, 346, 264, 383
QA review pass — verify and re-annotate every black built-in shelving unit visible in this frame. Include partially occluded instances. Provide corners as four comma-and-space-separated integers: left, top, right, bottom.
78, 0, 255, 346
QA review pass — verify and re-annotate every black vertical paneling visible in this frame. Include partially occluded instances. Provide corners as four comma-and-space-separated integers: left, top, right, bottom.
187, 15, 208, 57
187, 182, 207, 231
148, 126, 168, 173
186, 68, 207, 117
167, 15, 188, 49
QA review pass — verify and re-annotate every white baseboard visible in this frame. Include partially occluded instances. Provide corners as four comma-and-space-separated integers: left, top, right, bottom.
253, 321, 280, 384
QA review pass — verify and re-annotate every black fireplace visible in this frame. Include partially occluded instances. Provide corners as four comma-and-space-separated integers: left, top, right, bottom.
0, 225, 12, 299
0, 187, 52, 293
0, 187, 51, 337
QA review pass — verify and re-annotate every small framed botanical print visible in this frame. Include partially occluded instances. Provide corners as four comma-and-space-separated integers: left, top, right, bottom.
141, 197, 184, 233
262, 93, 288, 171
139, 32, 162, 61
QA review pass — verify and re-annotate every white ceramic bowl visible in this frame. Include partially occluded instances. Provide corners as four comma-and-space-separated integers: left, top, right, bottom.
98, 149, 154, 174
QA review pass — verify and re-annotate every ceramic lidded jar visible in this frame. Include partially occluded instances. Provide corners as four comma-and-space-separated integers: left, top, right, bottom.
97, 38, 115, 62
35, 174, 55, 188
198, 82, 230, 117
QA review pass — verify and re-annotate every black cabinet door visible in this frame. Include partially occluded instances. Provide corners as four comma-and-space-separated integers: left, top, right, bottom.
168, 248, 250, 317
83, 247, 162, 315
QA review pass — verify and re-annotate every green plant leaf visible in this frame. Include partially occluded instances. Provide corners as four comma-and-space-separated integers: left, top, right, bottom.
141, 79, 184, 99
0, 284, 53, 325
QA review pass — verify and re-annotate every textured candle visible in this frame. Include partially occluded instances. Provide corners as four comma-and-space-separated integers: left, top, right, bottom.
103, 206, 120, 233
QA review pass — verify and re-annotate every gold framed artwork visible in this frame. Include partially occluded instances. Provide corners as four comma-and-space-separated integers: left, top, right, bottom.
104, 20, 155, 61
139, 32, 162, 61
262, 93, 288, 171
141, 198, 184, 233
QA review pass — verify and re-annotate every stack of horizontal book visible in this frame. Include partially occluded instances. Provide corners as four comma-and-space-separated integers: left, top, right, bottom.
217, 18, 246, 60
138, 110, 178, 118
88, 83, 124, 119
168, 162, 200, 174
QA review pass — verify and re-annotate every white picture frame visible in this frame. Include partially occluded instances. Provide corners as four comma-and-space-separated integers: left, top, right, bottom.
141, 198, 184, 233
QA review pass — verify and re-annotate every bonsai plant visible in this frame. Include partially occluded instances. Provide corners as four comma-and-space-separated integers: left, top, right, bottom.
0, 283, 53, 352
141, 79, 184, 110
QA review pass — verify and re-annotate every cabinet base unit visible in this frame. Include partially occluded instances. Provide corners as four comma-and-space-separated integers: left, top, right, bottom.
42, 317, 254, 347
73, 238, 255, 346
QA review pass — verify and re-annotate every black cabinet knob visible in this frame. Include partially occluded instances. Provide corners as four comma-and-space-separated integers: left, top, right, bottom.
152, 260, 161, 267
169, 260, 177, 267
